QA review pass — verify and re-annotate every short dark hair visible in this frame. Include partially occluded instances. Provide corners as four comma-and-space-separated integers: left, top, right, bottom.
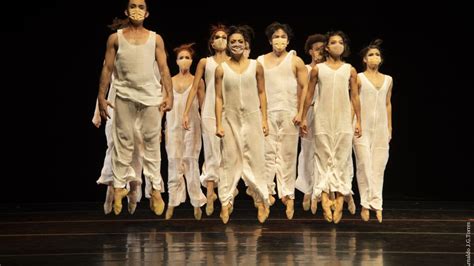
265, 22, 294, 42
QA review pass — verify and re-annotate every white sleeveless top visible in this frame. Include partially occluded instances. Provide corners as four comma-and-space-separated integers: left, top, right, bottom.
221, 60, 260, 115
167, 84, 200, 132
314, 63, 353, 135
354, 73, 392, 147
202, 56, 219, 119
113, 29, 163, 106
257, 51, 298, 112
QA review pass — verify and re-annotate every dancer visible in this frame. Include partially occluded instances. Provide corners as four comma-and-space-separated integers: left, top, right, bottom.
257, 22, 308, 219
301, 31, 361, 224
354, 39, 393, 223
165, 43, 207, 220
97, 0, 173, 215
183, 24, 229, 216
215, 25, 270, 224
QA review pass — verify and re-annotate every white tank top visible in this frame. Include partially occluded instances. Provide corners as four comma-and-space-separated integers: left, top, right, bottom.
257, 51, 298, 112
166, 84, 200, 132
314, 63, 353, 135
221, 60, 260, 115
356, 73, 392, 146
202, 56, 218, 118
113, 29, 163, 106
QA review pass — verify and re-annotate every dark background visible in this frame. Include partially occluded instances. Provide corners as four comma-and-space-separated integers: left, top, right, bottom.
8, 1, 472, 204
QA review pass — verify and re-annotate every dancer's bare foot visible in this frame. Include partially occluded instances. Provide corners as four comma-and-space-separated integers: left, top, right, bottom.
150, 190, 165, 215
302, 194, 310, 211
321, 192, 333, 222
285, 198, 294, 220
220, 204, 230, 224
361, 207, 370, 221
310, 198, 318, 215
165, 206, 174, 220
113, 188, 129, 215
376, 210, 382, 223
194, 207, 202, 220
333, 193, 344, 224
104, 185, 114, 215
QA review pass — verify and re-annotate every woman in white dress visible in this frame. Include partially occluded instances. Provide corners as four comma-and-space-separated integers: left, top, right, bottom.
354, 39, 393, 223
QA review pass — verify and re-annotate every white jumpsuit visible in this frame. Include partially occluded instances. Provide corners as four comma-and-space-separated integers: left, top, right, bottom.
218, 60, 269, 207
200, 56, 222, 187
257, 51, 299, 199
112, 29, 164, 192
313, 63, 354, 198
165, 85, 206, 208
354, 73, 392, 210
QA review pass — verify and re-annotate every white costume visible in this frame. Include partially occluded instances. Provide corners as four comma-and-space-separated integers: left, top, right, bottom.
257, 51, 299, 199
111, 29, 164, 193
96, 73, 150, 204
165, 84, 206, 208
313, 63, 354, 198
200, 56, 222, 186
354, 73, 392, 210
218, 60, 269, 206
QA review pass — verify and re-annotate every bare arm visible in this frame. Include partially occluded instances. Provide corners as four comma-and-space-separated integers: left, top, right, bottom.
350, 67, 362, 137
386, 78, 393, 140
215, 65, 225, 137
197, 78, 205, 109
302, 66, 318, 119
256, 62, 269, 136
183, 59, 206, 129
294, 56, 308, 117
155, 34, 173, 111
97, 33, 118, 120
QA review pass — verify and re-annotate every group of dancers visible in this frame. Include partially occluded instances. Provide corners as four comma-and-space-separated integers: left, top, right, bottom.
93, 0, 393, 224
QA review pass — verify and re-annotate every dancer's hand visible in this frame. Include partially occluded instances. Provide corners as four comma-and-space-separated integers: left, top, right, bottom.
98, 98, 114, 121
216, 125, 225, 138
299, 119, 308, 137
160, 96, 173, 112
292, 112, 302, 126
262, 120, 269, 136
92, 110, 102, 128
354, 120, 362, 138
182, 114, 190, 130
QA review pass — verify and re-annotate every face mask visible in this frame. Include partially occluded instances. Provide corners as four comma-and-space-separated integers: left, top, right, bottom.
177, 58, 192, 71
330, 43, 344, 55
129, 7, 146, 21
272, 37, 288, 51
230, 42, 244, 55
367, 56, 381, 65
212, 38, 227, 50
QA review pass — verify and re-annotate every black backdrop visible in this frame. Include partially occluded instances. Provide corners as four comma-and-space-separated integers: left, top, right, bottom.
8, 0, 472, 204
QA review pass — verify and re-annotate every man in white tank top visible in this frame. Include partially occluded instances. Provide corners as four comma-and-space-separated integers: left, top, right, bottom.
97, 0, 173, 216
257, 22, 308, 220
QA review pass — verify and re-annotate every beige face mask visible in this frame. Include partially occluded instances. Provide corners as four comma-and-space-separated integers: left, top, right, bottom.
177, 58, 192, 71
330, 43, 344, 55
272, 37, 288, 51
367, 56, 381, 65
212, 38, 227, 50
129, 7, 146, 21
